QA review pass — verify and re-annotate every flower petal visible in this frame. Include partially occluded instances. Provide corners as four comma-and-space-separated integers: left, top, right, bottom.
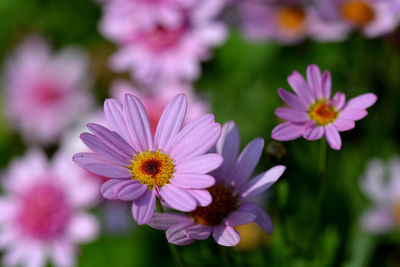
67, 213, 99, 243
239, 165, 285, 199
171, 173, 215, 189
287, 71, 315, 105
117, 181, 147, 201
306, 64, 323, 98
345, 93, 377, 110
73, 153, 131, 178
303, 122, 324, 141
321, 71, 332, 99
275, 108, 309, 122
166, 222, 196, 245
160, 184, 197, 212
333, 118, 355, 131
147, 213, 192, 231
225, 211, 256, 226
154, 94, 187, 150
184, 224, 212, 240
271, 122, 304, 141
339, 109, 368, 121
277, 88, 307, 111
176, 154, 223, 174
185, 189, 212, 207
212, 224, 240, 247
325, 124, 342, 150
239, 202, 273, 234
132, 190, 156, 225
332, 92, 345, 110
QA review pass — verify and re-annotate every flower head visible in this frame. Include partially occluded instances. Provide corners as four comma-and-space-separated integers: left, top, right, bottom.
271, 64, 377, 150
0, 149, 100, 267
73, 94, 222, 225
148, 121, 285, 246
360, 157, 400, 233
2, 36, 93, 145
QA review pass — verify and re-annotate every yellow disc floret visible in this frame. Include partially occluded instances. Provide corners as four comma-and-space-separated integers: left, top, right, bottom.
308, 100, 338, 126
128, 150, 175, 189
340, 0, 375, 27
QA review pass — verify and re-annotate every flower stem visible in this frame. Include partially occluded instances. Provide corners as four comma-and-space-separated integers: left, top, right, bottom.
156, 198, 185, 267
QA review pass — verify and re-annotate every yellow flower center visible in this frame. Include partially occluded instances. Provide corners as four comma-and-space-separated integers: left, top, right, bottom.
308, 100, 338, 126
340, 0, 375, 27
277, 7, 306, 30
128, 150, 175, 189
395, 203, 400, 225
190, 185, 238, 226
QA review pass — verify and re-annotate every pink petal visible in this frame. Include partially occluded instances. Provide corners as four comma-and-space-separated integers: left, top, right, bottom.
184, 224, 212, 240
171, 173, 215, 189
275, 108, 309, 123
306, 64, 323, 98
67, 213, 99, 243
303, 122, 324, 141
321, 71, 332, 99
345, 93, 377, 110
212, 224, 240, 247
154, 94, 187, 150
73, 153, 131, 178
225, 211, 256, 226
101, 179, 126, 199
117, 181, 147, 201
361, 207, 396, 234
239, 202, 273, 234
277, 88, 307, 111
124, 94, 153, 151
339, 109, 368, 121
227, 138, 264, 189
160, 184, 197, 212
271, 122, 304, 141
325, 124, 342, 150
239, 165, 285, 199
166, 222, 196, 245
51, 241, 75, 267
176, 154, 223, 174
333, 119, 355, 132
132, 190, 156, 225
332, 92, 345, 110
185, 189, 212, 207
287, 71, 315, 105
147, 213, 192, 231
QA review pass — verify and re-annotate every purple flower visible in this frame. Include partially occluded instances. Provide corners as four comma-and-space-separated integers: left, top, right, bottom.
360, 158, 400, 233
271, 64, 377, 150
2, 36, 93, 145
148, 121, 285, 246
73, 94, 222, 225
0, 149, 100, 267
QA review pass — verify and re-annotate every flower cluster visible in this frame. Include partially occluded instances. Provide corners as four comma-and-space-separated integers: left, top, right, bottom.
238, 0, 400, 44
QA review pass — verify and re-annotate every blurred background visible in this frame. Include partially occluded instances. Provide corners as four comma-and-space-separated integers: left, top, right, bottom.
0, 0, 400, 266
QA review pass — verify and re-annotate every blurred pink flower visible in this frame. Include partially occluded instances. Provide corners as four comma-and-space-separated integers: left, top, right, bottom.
148, 121, 285, 246
73, 94, 222, 225
360, 158, 400, 233
271, 64, 377, 150
239, 0, 311, 44
2, 36, 93, 145
110, 80, 209, 135
100, 0, 228, 84
0, 149, 100, 267
309, 0, 400, 41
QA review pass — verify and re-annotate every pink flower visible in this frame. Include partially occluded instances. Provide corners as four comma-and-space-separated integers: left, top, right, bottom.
309, 0, 400, 41
360, 158, 400, 233
73, 94, 222, 225
110, 80, 209, 135
0, 149, 100, 267
101, 0, 228, 84
2, 36, 93, 145
271, 64, 377, 150
148, 121, 285, 246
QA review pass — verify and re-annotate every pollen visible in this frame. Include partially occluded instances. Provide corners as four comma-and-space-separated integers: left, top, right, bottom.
277, 7, 306, 30
308, 100, 338, 126
340, 0, 375, 27
190, 185, 238, 226
128, 150, 175, 189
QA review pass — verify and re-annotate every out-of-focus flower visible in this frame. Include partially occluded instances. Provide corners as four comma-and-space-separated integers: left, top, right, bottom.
148, 121, 285, 246
309, 0, 400, 41
271, 64, 377, 150
360, 157, 400, 233
0, 149, 100, 267
73, 94, 222, 225
100, 0, 228, 84
110, 80, 209, 135
238, 0, 311, 44
2, 36, 93, 145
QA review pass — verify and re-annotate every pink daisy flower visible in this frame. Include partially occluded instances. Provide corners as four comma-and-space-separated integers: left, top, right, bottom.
0, 149, 100, 267
271, 64, 377, 150
360, 158, 400, 234
148, 121, 285, 246
309, 0, 400, 41
101, 0, 228, 84
110, 80, 209, 136
2, 36, 93, 145
73, 94, 222, 225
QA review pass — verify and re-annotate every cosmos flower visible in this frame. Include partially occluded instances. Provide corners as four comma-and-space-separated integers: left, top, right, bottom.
309, 0, 400, 41
271, 64, 377, 150
238, 0, 311, 44
148, 121, 285, 246
0, 149, 100, 267
2, 36, 93, 145
360, 157, 400, 233
73, 94, 222, 225
110, 80, 209, 135
100, 0, 228, 84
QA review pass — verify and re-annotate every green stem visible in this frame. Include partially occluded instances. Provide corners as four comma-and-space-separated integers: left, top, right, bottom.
156, 198, 185, 267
